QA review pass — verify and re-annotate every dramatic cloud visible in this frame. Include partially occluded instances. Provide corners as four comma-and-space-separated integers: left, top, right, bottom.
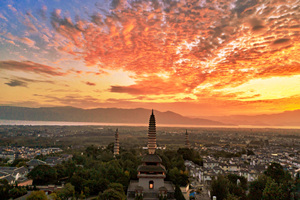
0, 60, 66, 76
110, 75, 191, 95
0, 0, 299, 116
46, 0, 299, 96
5, 79, 27, 87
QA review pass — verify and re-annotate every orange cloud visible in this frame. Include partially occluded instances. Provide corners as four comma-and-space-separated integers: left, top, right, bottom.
0, 60, 66, 76
85, 81, 96, 86
44, 0, 298, 98
1, 0, 299, 117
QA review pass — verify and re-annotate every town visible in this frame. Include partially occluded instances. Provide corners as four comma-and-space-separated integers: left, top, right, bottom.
0, 121, 299, 199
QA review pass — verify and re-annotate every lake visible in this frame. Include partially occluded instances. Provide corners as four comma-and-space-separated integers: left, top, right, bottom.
0, 119, 299, 129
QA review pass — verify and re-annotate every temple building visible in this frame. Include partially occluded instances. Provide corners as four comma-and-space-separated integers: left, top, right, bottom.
185, 129, 190, 149
127, 111, 175, 200
114, 128, 119, 156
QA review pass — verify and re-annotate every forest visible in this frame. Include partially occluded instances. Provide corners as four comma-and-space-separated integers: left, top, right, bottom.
1, 145, 202, 199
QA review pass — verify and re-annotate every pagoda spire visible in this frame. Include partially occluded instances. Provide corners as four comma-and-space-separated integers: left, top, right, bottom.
148, 110, 157, 154
114, 128, 119, 156
185, 129, 190, 149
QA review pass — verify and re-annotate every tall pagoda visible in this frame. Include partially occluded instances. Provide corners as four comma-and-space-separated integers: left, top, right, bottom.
148, 109, 157, 154
127, 110, 175, 200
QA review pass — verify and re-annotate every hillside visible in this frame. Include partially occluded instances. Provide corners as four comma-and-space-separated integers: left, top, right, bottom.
0, 106, 223, 126
204, 110, 300, 126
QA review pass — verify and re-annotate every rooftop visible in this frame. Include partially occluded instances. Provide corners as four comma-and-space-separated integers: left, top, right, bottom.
137, 165, 166, 173
142, 154, 162, 163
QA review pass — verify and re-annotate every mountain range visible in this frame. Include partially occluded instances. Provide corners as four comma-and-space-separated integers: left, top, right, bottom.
0, 106, 223, 126
0, 106, 299, 127
203, 110, 300, 126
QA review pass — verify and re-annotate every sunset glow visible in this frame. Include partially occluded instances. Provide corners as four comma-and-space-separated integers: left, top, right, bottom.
0, 0, 299, 116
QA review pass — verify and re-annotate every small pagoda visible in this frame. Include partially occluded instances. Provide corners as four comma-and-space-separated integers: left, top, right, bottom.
114, 128, 119, 156
185, 129, 190, 149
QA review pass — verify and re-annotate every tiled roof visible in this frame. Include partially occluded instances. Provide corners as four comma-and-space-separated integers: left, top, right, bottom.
137, 165, 166, 173
26, 159, 46, 166
142, 154, 162, 163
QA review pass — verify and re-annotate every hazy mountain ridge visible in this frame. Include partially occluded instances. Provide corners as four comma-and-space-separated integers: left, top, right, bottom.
204, 110, 300, 126
0, 106, 223, 125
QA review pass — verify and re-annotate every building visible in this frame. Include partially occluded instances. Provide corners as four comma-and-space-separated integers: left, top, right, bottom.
26, 159, 47, 170
0, 166, 29, 185
114, 128, 120, 156
127, 110, 175, 200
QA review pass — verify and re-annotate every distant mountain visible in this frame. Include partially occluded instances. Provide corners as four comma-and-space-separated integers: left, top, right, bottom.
0, 106, 223, 126
204, 110, 300, 126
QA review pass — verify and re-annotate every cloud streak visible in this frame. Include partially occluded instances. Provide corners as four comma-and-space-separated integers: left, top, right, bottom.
0, 60, 66, 76
5, 79, 27, 87
3, 76, 54, 87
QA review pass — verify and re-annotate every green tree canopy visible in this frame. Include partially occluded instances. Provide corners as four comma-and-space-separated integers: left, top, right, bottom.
174, 184, 185, 200
248, 174, 268, 200
107, 183, 125, 196
264, 162, 285, 184
210, 175, 229, 200
98, 183, 126, 200
58, 183, 75, 200
26, 190, 47, 200
262, 178, 283, 200
100, 188, 125, 200
27, 164, 57, 185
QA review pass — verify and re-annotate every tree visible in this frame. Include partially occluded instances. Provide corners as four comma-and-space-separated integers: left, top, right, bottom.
264, 163, 285, 184
26, 190, 47, 200
106, 143, 114, 154
49, 192, 61, 200
98, 183, 126, 200
168, 167, 189, 187
0, 179, 11, 199
177, 148, 203, 166
248, 175, 268, 200
247, 149, 255, 156
85, 145, 100, 159
225, 193, 240, 200
263, 163, 293, 199
96, 178, 110, 194
226, 174, 247, 200
99, 188, 125, 200
107, 183, 125, 196
210, 175, 229, 200
9, 187, 27, 199
58, 183, 75, 200
227, 174, 247, 190
262, 178, 283, 200
27, 164, 57, 185
174, 185, 185, 200
11, 158, 29, 167
70, 174, 84, 194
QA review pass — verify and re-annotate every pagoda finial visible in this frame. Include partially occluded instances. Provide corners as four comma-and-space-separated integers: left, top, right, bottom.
151, 109, 154, 115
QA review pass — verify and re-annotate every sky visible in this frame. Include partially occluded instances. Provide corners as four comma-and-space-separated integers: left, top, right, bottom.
0, 0, 299, 117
